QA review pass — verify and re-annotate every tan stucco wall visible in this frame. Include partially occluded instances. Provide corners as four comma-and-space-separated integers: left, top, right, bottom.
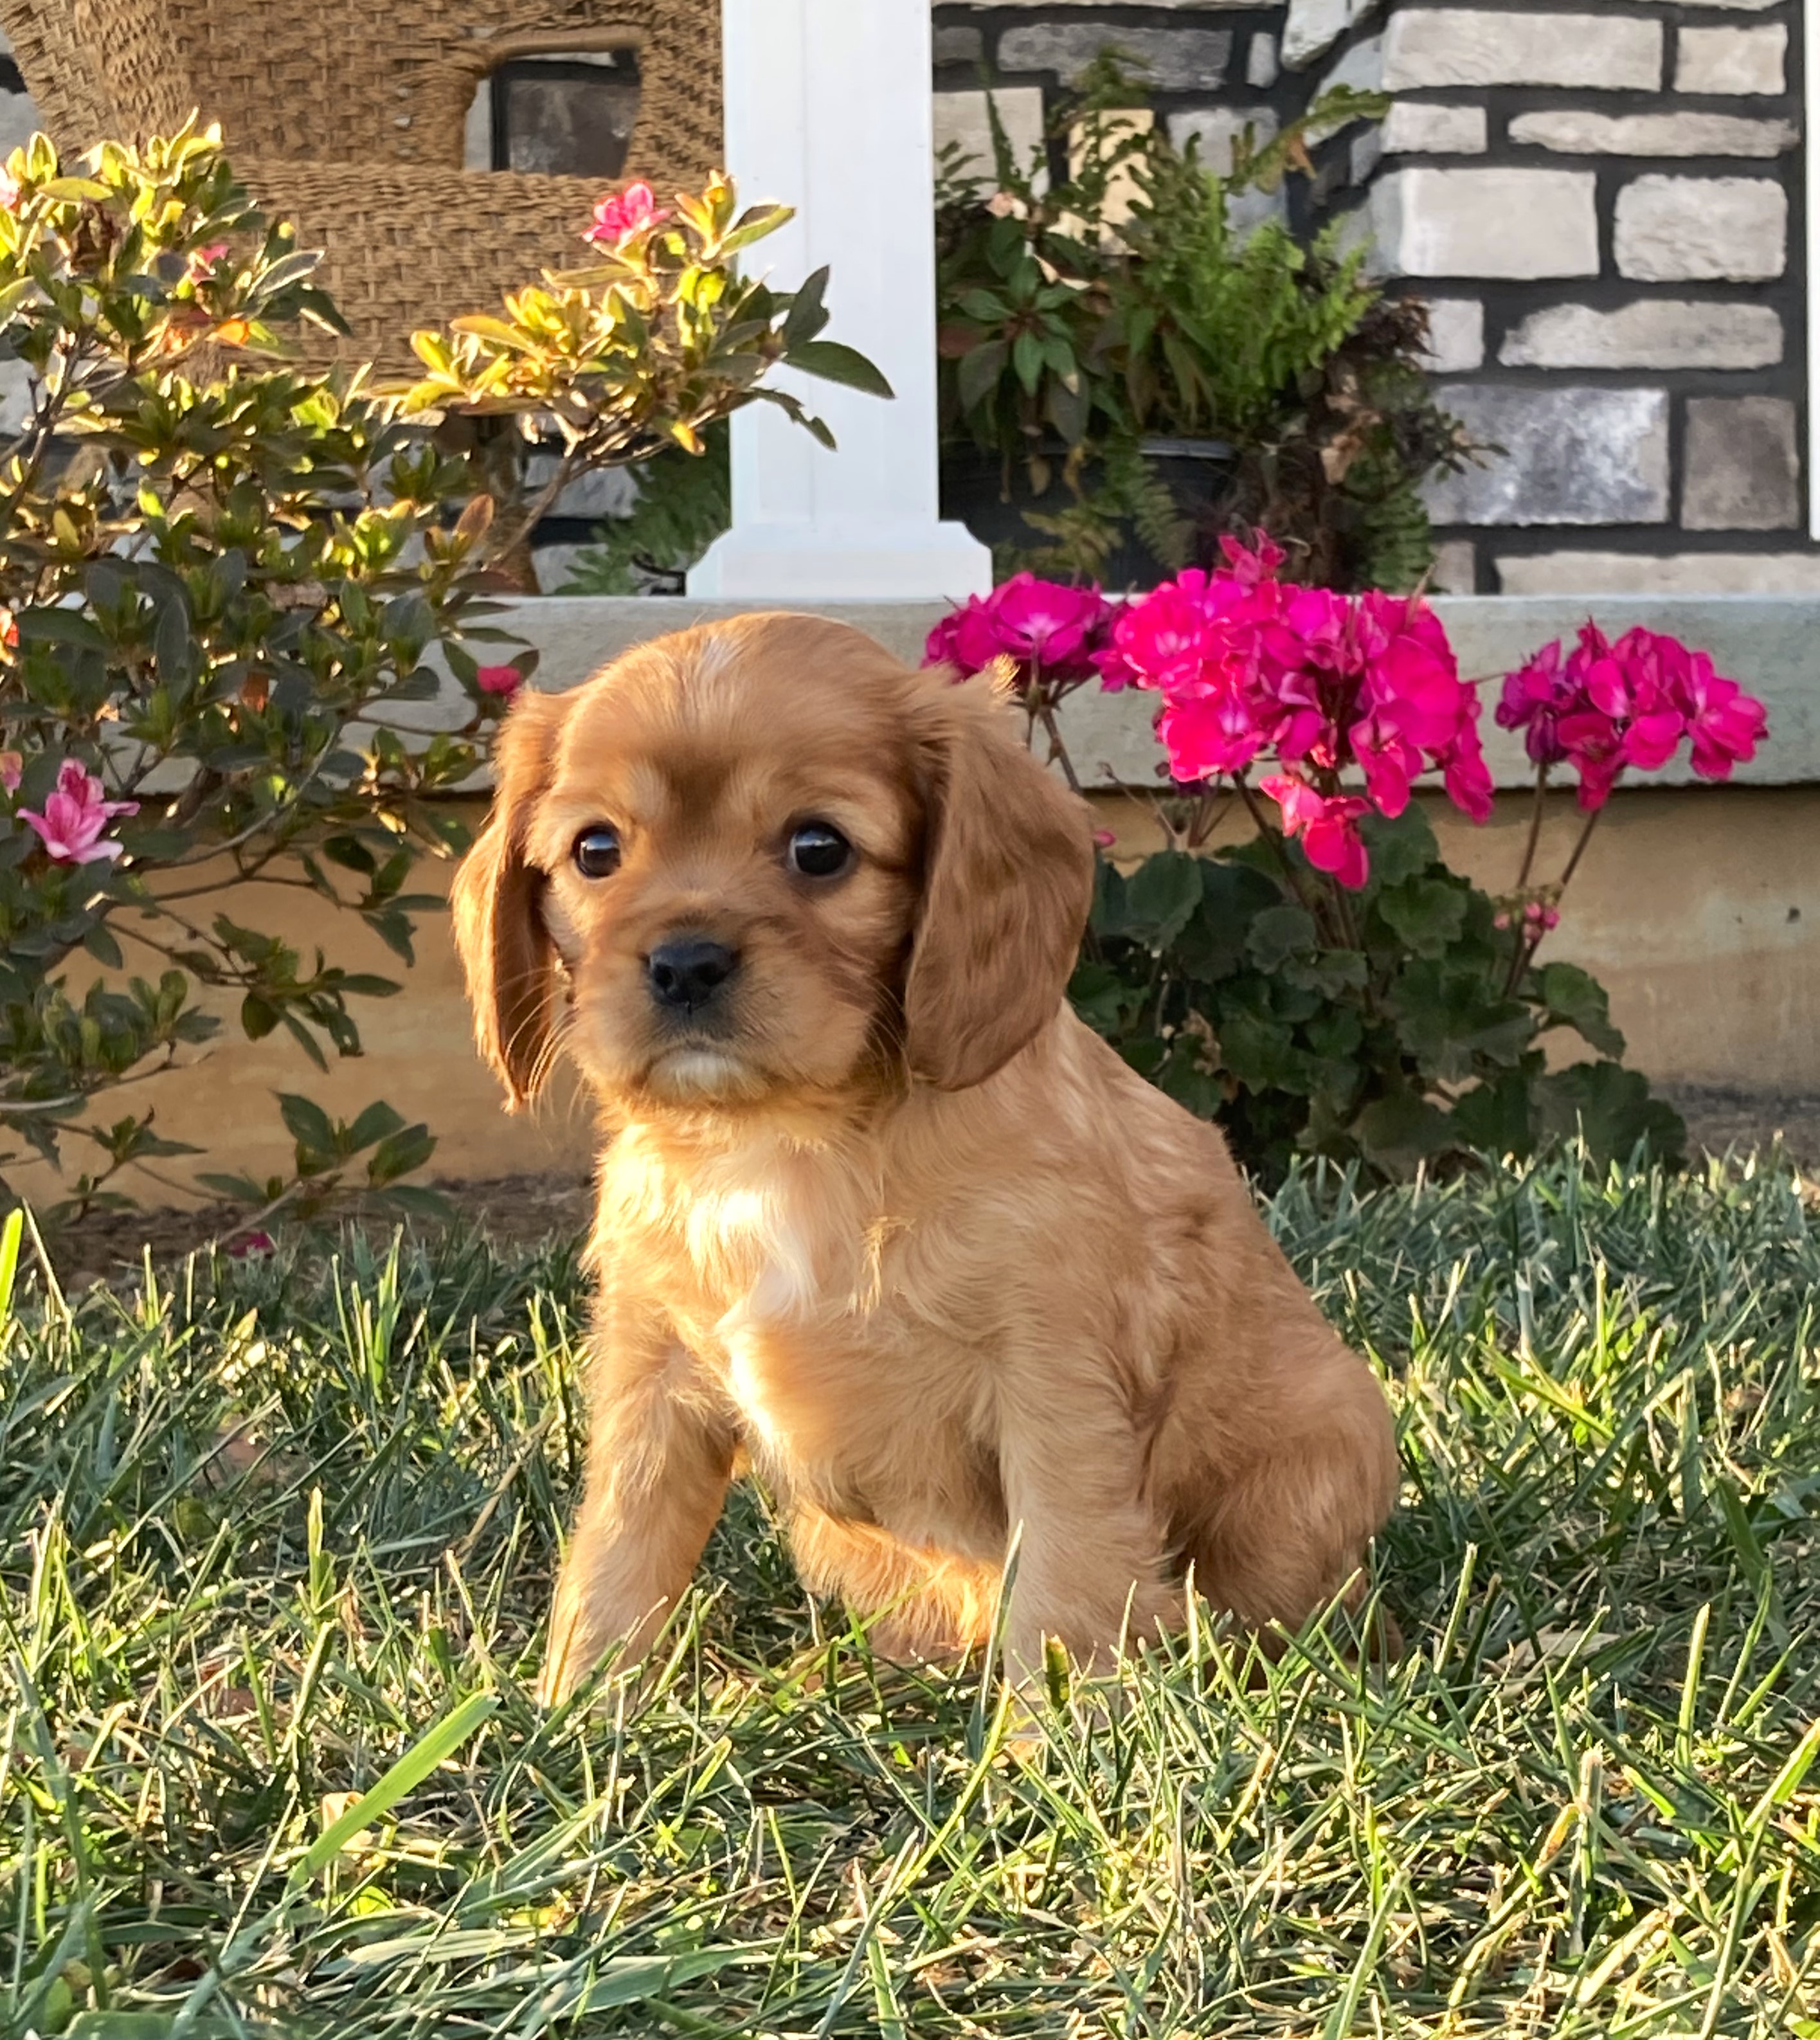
10, 781, 1818, 1207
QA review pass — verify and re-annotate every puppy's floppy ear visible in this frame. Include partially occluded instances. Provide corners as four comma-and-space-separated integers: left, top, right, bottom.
904, 669, 1095, 1091
452, 687, 568, 1110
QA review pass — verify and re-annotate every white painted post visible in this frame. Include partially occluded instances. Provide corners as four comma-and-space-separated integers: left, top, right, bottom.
687, 0, 993, 600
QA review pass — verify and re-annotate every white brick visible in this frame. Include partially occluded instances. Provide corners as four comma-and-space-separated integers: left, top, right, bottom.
1675, 24, 1786, 96
1429, 539, 1477, 593
1499, 300, 1783, 370
1508, 110, 1796, 157
1426, 386, 1670, 527
1167, 104, 1277, 174
1382, 10, 1661, 91
1383, 102, 1487, 154
1282, 0, 1377, 71
1371, 168, 1598, 280
1497, 552, 1820, 597
1614, 176, 1786, 282
1167, 107, 1288, 233
1316, 33, 1383, 100
933, 87, 1047, 188
1421, 298, 1485, 372
1247, 34, 1280, 87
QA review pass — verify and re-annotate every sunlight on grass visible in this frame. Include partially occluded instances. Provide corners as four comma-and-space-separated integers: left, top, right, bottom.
5, 1155, 1820, 2035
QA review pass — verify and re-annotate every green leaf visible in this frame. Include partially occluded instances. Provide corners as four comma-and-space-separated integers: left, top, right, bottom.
1246, 905, 1317, 972
780, 264, 830, 347
566, 1947, 762, 2014
957, 339, 1010, 415
1375, 876, 1466, 959
785, 340, 894, 399
82, 922, 125, 970
278, 1092, 339, 1159
1012, 329, 1045, 395
299, 1693, 498, 1878
1119, 851, 1204, 948
345, 1099, 406, 1151
1356, 806, 1438, 890
1351, 1090, 1455, 1172
368, 1123, 436, 1186
1535, 1061, 1687, 1171
1534, 960, 1626, 1060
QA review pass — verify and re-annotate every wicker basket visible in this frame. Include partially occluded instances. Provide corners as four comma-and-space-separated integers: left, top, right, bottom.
0, 0, 724, 366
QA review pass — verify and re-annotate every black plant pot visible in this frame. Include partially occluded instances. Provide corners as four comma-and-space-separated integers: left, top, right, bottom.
939, 435, 1236, 591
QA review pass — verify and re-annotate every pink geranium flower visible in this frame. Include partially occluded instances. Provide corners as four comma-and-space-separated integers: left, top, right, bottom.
1495, 638, 1572, 767
476, 663, 522, 698
924, 577, 1119, 692
1263, 773, 1370, 889
21, 760, 138, 864
925, 595, 1015, 676
1670, 647, 1766, 780
985, 573, 1108, 675
586, 181, 665, 248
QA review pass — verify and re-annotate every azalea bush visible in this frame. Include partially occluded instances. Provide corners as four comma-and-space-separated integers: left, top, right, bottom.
0, 128, 879, 1223
399, 177, 889, 591
928, 553, 1767, 1180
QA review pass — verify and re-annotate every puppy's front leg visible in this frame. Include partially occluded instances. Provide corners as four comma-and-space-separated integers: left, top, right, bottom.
540, 1328, 733, 1706
995, 1387, 1178, 1687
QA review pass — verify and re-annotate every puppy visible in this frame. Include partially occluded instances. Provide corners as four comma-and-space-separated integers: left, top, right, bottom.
453, 613, 1399, 1702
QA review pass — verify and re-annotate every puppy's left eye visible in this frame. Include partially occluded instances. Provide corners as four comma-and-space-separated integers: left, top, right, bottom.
573, 824, 622, 878
787, 821, 852, 879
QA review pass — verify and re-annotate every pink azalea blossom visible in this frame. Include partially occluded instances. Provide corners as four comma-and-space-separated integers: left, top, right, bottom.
476, 663, 522, 698
585, 181, 665, 248
227, 1230, 275, 1258
0, 750, 19, 794
20, 759, 138, 864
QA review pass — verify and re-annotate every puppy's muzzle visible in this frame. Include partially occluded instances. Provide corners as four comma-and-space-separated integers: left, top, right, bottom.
646, 935, 741, 1018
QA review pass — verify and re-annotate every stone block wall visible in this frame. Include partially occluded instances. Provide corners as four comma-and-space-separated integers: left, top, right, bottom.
934, 0, 1819, 596
1335, 1, 1813, 593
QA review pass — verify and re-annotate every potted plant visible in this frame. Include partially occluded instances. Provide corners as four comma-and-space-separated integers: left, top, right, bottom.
935, 60, 1475, 593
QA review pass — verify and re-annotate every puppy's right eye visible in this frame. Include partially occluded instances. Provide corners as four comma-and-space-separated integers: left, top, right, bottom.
573, 824, 622, 879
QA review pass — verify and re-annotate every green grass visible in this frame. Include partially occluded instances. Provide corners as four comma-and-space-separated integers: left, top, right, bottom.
6, 1153, 1820, 2036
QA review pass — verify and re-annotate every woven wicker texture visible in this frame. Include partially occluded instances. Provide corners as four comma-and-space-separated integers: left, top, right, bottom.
0, 0, 723, 365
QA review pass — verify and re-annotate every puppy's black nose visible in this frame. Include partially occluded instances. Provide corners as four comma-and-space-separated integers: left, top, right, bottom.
646, 937, 739, 1013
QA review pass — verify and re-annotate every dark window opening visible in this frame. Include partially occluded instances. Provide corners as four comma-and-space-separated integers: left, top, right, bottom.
491, 51, 642, 179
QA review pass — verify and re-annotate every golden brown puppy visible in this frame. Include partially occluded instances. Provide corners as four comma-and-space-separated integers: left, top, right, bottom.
453, 613, 1399, 1702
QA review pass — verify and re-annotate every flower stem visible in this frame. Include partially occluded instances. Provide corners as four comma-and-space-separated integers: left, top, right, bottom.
1236, 777, 1326, 927
1514, 764, 1549, 892
1556, 804, 1603, 893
